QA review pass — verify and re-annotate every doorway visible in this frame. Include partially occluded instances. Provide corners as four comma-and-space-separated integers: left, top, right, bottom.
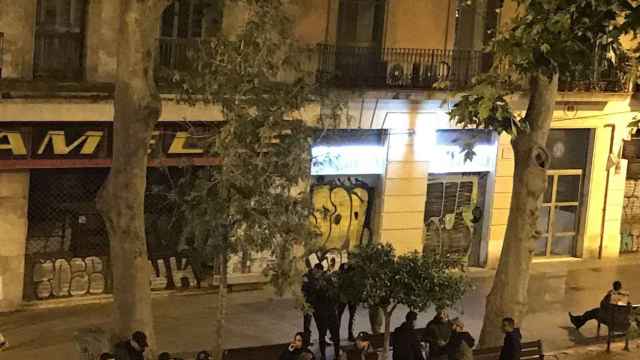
535, 171, 584, 256
535, 129, 592, 257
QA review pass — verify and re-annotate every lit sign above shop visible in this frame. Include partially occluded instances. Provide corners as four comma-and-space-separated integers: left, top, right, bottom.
311, 145, 387, 175
429, 144, 497, 173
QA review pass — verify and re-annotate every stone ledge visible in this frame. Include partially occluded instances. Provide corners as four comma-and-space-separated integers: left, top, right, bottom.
18, 273, 268, 311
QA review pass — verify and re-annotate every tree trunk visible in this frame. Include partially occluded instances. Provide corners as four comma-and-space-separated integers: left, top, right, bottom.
478, 72, 558, 347
213, 252, 229, 359
241, 246, 250, 274
96, 0, 168, 354
369, 307, 384, 334
382, 311, 392, 360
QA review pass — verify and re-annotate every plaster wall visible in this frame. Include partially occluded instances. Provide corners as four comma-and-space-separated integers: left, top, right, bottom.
0, 0, 37, 79
384, 0, 456, 49
0, 170, 29, 312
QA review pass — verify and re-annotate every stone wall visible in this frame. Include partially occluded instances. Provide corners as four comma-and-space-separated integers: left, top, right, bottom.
621, 179, 640, 253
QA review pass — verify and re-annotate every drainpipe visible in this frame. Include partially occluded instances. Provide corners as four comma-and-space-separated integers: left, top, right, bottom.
598, 124, 616, 259
444, 0, 453, 50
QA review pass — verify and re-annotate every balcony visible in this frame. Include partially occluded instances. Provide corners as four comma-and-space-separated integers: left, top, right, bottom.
317, 44, 489, 90
158, 37, 201, 72
154, 38, 633, 94
33, 31, 84, 81
558, 57, 633, 93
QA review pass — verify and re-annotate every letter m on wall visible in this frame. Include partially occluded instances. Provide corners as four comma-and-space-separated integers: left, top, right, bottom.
37, 131, 104, 155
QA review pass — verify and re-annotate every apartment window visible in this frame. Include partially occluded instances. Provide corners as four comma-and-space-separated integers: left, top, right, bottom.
337, 0, 385, 47
161, 0, 222, 39
34, 0, 87, 80
454, 0, 501, 50
159, 0, 223, 71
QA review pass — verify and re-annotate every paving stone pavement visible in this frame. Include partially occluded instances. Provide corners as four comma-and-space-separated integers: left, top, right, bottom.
1, 255, 640, 359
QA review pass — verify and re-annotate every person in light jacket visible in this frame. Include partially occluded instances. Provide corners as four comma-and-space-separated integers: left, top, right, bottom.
445, 318, 475, 360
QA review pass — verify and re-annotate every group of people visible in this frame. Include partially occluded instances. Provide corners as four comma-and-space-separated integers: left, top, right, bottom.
300, 262, 356, 360
280, 307, 523, 360
98, 331, 211, 360
293, 261, 526, 360
409, 309, 521, 360
89, 280, 631, 360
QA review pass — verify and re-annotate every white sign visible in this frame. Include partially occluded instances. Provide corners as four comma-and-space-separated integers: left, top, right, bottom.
311, 145, 386, 175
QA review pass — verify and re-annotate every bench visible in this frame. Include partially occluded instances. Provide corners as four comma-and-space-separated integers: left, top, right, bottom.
367, 327, 426, 350
472, 340, 544, 360
596, 304, 640, 352
222, 342, 290, 360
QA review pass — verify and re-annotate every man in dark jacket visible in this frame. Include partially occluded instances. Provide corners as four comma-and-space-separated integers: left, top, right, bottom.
302, 265, 321, 346
424, 308, 451, 360
499, 318, 521, 360
310, 264, 341, 360
392, 311, 425, 360
337, 263, 359, 341
114, 331, 148, 360
569, 280, 630, 330
445, 318, 474, 360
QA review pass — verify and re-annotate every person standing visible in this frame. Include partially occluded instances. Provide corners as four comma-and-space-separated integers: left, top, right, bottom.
114, 331, 148, 360
499, 318, 521, 360
424, 308, 451, 360
310, 263, 341, 360
445, 318, 475, 360
302, 265, 320, 346
337, 262, 359, 341
392, 311, 425, 360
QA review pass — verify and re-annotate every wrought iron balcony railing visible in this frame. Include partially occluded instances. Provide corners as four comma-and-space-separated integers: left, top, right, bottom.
155, 38, 633, 94
317, 44, 490, 90
157, 37, 201, 74
558, 59, 633, 93
33, 31, 84, 80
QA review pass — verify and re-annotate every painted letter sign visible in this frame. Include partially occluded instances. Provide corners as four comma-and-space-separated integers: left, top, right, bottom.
0, 122, 219, 169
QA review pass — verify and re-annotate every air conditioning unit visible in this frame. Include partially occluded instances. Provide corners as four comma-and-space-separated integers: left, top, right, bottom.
387, 63, 405, 86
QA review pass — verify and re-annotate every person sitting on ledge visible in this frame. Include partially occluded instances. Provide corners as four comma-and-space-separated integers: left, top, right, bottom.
0, 333, 8, 352
569, 280, 630, 330
279, 332, 305, 360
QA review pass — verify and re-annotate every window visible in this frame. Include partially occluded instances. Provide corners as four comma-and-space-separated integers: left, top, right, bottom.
337, 0, 385, 47
454, 0, 502, 50
160, 0, 223, 39
34, 0, 86, 80
158, 0, 223, 71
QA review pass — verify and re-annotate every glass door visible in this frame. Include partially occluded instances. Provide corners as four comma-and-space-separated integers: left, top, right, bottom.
536, 170, 583, 256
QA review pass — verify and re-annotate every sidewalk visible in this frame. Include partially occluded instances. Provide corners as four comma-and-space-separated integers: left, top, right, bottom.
0, 254, 639, 359
550, 340, 640, 359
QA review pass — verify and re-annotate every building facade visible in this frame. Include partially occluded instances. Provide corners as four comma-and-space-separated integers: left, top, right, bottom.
0, 0, 637, 312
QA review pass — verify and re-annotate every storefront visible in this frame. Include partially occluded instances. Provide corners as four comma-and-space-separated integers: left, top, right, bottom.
308, 129, 387, 268
0, 121, 224, 302
422, 129, 498, 267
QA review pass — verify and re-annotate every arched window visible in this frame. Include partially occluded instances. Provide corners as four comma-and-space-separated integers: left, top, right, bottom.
161, 0, 222, 39
158, 0, 223, 70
